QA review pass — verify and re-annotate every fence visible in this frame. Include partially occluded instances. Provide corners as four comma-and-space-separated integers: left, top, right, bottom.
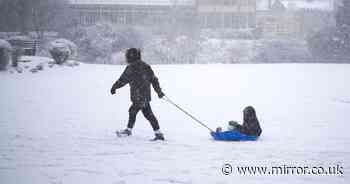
7, 39, 40, 56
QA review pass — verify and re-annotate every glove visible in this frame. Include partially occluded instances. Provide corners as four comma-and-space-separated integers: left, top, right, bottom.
229, 121, 239, 127
158, 91, 165, 98
110, 87, 116, 95
228, 121, 240, 130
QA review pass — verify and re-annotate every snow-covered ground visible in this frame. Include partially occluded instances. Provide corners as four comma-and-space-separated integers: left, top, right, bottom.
1, 59, 349, 184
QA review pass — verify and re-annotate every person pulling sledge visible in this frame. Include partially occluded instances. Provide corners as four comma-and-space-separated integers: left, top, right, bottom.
110, 48, 165, 141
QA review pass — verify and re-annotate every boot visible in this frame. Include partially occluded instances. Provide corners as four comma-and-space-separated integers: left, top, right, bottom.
116, 128, 132, 137
151, 133, 165, 141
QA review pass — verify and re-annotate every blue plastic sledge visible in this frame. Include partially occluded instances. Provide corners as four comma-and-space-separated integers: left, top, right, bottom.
211, 130, 258, 141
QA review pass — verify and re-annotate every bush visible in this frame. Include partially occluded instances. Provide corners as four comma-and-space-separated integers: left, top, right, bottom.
196, 39, 254, 64
112, 37, 253, 64
143, 36, 199, 64
48, 39, 77, 64
64, 22, 260, 64
0, 39, 12, 70
254, 39, 312, 63
307, 26, 350, 61
65, 22, 146, 64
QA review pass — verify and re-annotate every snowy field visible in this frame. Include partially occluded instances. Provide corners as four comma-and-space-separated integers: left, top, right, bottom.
1, 60, 350, 184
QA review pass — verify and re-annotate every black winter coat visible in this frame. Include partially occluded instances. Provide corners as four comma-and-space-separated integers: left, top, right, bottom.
237, 106, 262, 136
237, 119, 262, 136
112, 60, 163, 103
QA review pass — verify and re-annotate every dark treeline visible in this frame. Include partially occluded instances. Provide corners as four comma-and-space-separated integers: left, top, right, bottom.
0, 0, 72, 38
336, 0, 350, 28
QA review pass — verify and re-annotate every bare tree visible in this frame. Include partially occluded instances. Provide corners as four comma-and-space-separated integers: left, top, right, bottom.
31, 0, 70, 39
0, 0, 70, 38
0, 0, 31, 33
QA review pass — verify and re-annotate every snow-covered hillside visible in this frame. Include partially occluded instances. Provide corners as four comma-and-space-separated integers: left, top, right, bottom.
1, 60, 349, 184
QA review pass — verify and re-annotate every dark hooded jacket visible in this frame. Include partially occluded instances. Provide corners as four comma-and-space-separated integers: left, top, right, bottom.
111, 59, 163, 103
237, 106, 262, 136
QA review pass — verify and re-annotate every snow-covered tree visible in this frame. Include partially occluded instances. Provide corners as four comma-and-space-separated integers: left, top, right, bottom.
66, 22, 146, 64
143, 36, 200, 64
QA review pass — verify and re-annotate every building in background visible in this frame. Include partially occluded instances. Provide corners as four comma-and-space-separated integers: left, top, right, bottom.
70, 0, 257, 30
256, 0, 300, 38
256, 0, 335, 38
196, 0, 256, 29
69, 0, 195, 26
69, 0, 336, 38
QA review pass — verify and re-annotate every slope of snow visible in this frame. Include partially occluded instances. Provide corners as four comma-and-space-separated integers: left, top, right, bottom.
0, 61, 349, 184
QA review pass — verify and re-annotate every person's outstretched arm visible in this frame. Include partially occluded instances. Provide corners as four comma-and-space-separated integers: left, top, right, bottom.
149, 66, 164, 98
110, 66, 131, 95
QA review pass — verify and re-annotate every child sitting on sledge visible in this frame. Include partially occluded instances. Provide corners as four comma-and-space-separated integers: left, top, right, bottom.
217, 106, 262, 137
